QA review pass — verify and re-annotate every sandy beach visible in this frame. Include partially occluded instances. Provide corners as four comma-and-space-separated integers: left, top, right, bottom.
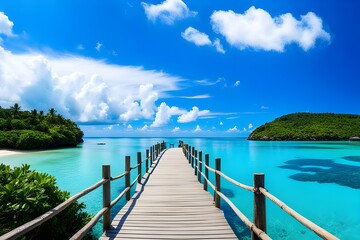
0, 150, 26, 157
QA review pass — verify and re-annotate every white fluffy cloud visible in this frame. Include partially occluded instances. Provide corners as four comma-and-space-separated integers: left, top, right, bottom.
180, 94, 211, 99
182, 27, 225, 53
211, 6, 330, 51
172, 126, 180, 132
213, 38, 225, 54
151, 102, 185, 127
140, 124, 149, 131
248, 123, 253, 129
95, 42, 103, 52
0, 12, 14, 36
0, 46, 182, 122
234, 80, 240, 87
227, 126, 239, 132
120, 84, 158, 121
177, 106, 210, 123
181, 27, 211, 46
194, 125, 201, 132
220, 121, 223, 126
142, 0, 197, 25
105, 125, 113, 130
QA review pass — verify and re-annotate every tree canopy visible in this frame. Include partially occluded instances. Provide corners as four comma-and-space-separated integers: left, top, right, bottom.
0, 164, 94, 239
248, 113, 360, 141
0, 104, 83, 150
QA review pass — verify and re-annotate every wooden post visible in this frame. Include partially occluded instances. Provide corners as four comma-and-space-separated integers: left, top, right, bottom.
137, 152, 142, 183
155, 144, 157, 159
198, 151, 202, 183
156, 143, 159, 157
215, 158, 221, 208
125, 156, 130, 201
146, 149, 149, 172
153, 145, 156, 160
188, 145, 191, 163
102, 165, 111, 231
194, 150, 198, 175
204, 154, 209, 191
191, 147, 195, 168
153, 145, 156, 161
150, 146, 153, 162
252, 173, 266, 240
183, 144, 188, 155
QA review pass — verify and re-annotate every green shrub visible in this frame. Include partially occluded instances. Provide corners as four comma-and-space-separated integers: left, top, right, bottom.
16, 130, 53, 149
10, 119, 28, 130
0, 164, 94, 239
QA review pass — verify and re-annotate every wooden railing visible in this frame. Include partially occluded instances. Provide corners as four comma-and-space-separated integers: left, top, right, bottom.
179, 140, 339, 240
0, 141, 167, 240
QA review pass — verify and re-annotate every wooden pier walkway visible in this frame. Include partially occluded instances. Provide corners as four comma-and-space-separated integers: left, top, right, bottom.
100, 148, 237, 239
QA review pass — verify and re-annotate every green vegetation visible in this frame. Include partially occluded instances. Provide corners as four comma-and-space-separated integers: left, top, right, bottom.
0, 104, 83, 150
248, 113, 360, 141
0, 164, 94, 239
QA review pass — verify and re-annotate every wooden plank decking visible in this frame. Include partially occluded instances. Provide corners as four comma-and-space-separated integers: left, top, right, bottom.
100, 148, 237, 239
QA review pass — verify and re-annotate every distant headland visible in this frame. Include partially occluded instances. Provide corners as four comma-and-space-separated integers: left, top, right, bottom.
0, 104, 83, 150
248, 113, 360, 141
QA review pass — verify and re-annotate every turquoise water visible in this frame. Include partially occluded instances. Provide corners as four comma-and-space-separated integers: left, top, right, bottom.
1, 138, 359, 239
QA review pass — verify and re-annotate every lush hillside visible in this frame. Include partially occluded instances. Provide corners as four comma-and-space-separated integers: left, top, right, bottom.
248, 113, 360, 141
0, 104, 83, 150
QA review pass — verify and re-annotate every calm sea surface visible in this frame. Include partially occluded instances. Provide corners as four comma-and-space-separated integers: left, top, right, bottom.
1, 138, 359, 239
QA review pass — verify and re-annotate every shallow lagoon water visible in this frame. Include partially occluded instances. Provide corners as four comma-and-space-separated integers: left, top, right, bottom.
1, 138, 359, 239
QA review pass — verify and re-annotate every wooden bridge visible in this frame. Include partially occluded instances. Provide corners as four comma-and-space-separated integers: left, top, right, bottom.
1, 141, 339, 240
100, 148, 236, 239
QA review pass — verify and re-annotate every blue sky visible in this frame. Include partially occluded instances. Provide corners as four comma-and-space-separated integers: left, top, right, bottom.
0, 0, 359, 137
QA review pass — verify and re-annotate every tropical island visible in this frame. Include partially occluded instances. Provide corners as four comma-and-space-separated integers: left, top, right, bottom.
0, 104, 83, 150
248, 113, 360, 141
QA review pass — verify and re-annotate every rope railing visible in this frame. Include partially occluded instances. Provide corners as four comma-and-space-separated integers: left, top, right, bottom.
70, 207, 108, 240
199, 170, 216, 191
111, 187, 129, 208
0, 141, 168, 240
204, 163, 215, 172
130, 157, 149, 170
217, 170, 254, 192
259, 188, 338, 240
111, 172, 127, 181
179, 140, 339, 240
130, 163, 141, 170
216, 190, 271, 240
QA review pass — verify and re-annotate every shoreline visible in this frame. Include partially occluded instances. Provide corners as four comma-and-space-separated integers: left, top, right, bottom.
0, 150, 29, 157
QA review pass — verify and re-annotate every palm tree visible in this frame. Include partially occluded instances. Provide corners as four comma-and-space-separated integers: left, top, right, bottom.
48, 108, 56, 123
39, 110, 44, 121
31, 109, 38, 123
10, 103, 21, 118
57, 114, 66, 124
